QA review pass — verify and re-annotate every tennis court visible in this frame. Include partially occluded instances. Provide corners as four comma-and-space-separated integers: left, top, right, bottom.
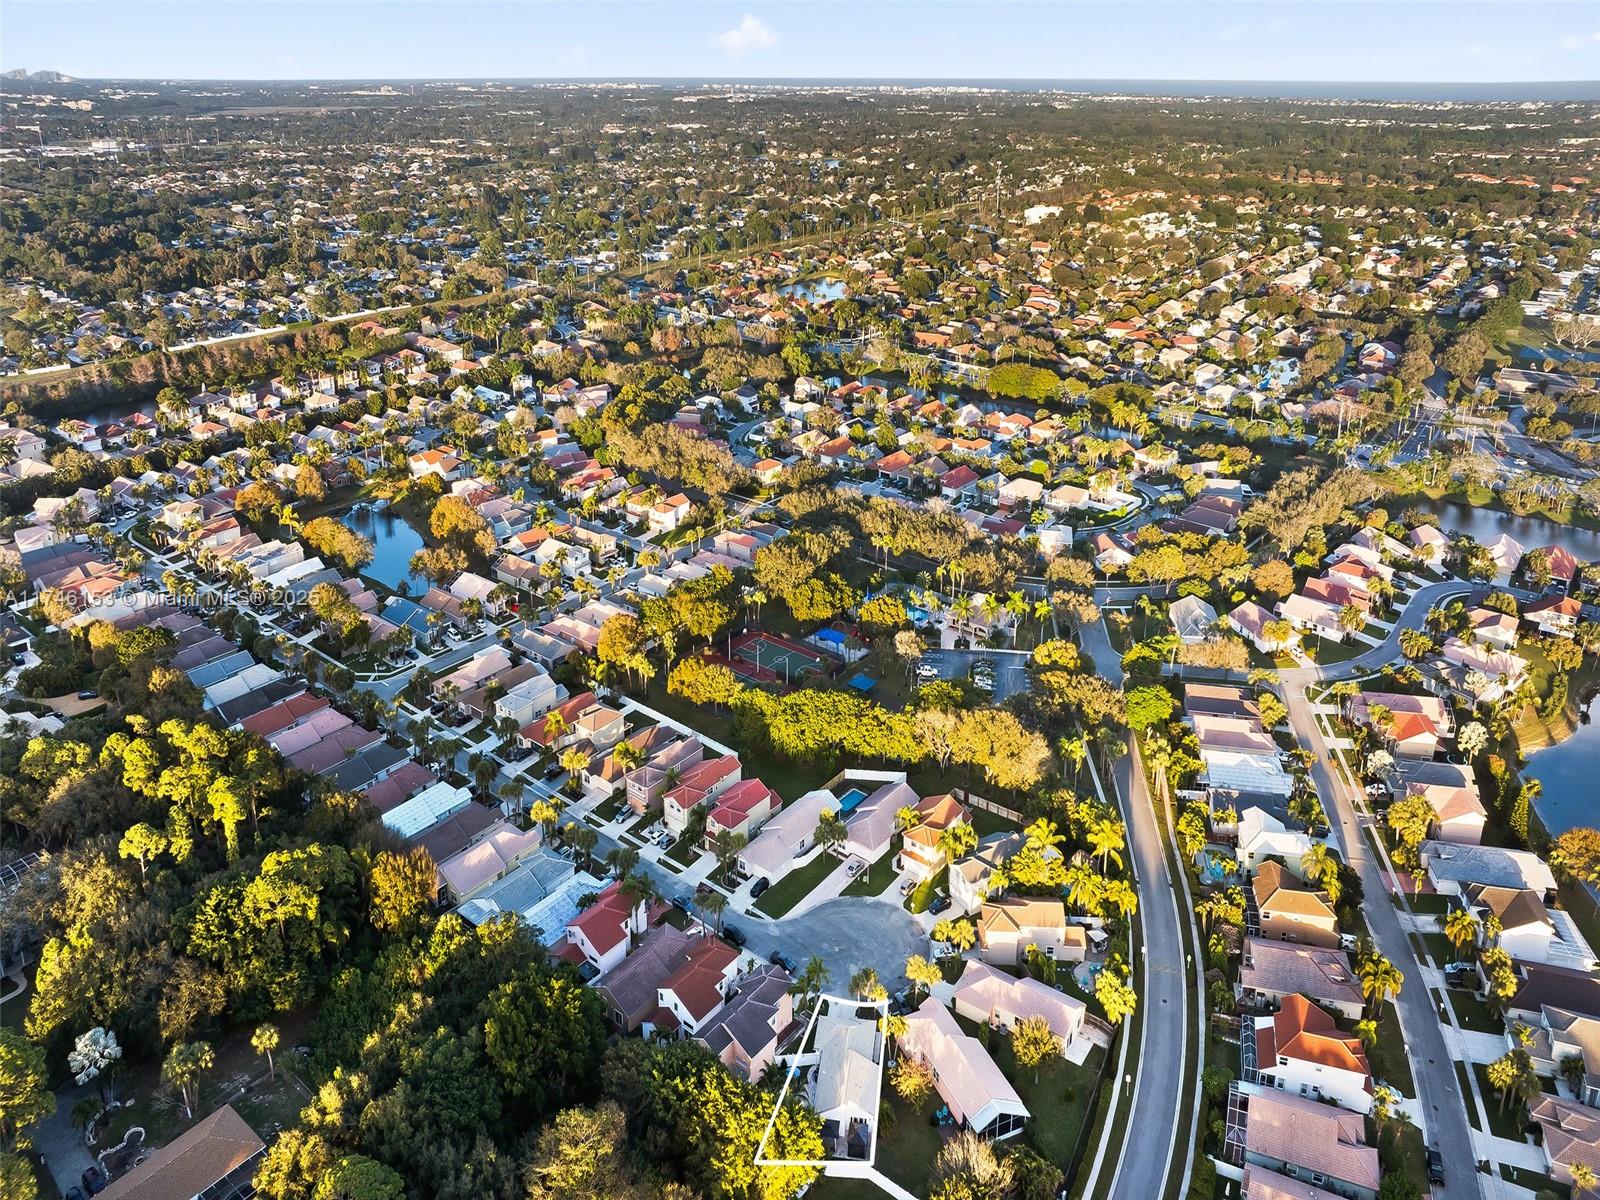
729, 631, 833, 681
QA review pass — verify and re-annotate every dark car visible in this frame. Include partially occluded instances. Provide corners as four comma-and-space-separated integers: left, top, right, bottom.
76, 689, 99, 701
749, 877, 770, 899
670, 896, 690, 913
768, 950, 797, 972
1426, 1148, 1444, 1185
82, 1166, 107, 1195
65, 1188, 85, 1200
722, 924, 747, 947
929, 893, 953, 914
542, 762, 564, 781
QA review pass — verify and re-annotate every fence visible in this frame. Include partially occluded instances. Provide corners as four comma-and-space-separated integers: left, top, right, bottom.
961, 791, 1026, 824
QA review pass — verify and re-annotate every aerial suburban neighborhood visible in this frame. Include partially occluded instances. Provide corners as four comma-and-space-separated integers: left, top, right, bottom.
2, 5, 1600, 1200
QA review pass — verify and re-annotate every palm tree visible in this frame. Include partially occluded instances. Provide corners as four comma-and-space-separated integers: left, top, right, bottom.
905, 953, 942, 1001
788, 955, 830, 1010
605, 842, 641, 877
937, 821, 978, 864
1024, 817, 1066, 854
1087, 815, 1126, 872
710, 829, 747, 883
1358, 951, 1404, 1018
814, 810, 848, 856
849, 966, 888, 1002
564, 822, 599, 873
1572, 1162, 1598, 1197
698, 888, 729, 934
251, 1023, 280, 1081
1443, 908, 1480, 959
162, 1041, 215, 1120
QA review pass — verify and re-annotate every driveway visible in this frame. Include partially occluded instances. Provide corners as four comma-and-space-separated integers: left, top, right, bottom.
741, 897, 928, 995
33, 1082, 98, 1197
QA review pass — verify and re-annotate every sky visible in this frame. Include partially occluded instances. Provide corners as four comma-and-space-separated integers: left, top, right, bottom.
3, 0, 1600, 85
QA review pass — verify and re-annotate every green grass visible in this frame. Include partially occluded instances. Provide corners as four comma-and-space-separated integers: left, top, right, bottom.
811, 1093, 943, 1200
840, 854, 900, 897
1499, 1163, 1570, 1197
1310, 636, 1371, 665
1419, 931, 1459, 967
1370, 1002, 1416, 1098
1405, 891, 1451, 916
666, 832, 705, 868
1456, 1060, 1483, 1130
906, 865, 948, 915
753, 852, 843, 917
1378, 1119, 1428, 1197
593, 794, 625, 824
1448, 987, 1504, 1035
1004, 1040, 1107, 1169
1472, 1062, 1536, 1140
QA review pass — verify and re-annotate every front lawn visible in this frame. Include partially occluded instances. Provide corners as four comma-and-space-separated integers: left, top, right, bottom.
841, 854, 900, 898
753, 852, 842, 918
1369, 1002, 1415, 1097
1448, 987, 1504, 1035
1473, 1062, 1538, 1140
906, 866, 948, 915
989, 1035, 1107, 1169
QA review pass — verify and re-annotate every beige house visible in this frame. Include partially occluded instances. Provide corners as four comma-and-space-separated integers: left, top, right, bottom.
1252, 861, 1341, 948
977, 897, 1087, 966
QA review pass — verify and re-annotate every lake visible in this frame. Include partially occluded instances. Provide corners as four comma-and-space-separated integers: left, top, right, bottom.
1406, 499, 1600, 564
778, 278, 846, 303
347, 506, 427, 595
1527, 695, 1600, 834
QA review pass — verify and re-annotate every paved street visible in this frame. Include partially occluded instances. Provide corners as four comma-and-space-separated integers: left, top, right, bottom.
1276, 579, 1487, 1199
1080, 619, 1193, 1200
740, 897, 929, 995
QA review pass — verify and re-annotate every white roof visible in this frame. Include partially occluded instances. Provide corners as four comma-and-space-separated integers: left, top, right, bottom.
382, 781, 473, 839
812, 1009, 881, 1122
740, 788, 841, 878
899, 998, 1028, 1129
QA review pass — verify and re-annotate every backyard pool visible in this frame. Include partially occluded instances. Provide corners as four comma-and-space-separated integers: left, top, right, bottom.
837, 787, 870, 814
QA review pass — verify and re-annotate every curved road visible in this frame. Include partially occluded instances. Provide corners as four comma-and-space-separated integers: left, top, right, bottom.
1278, 578, 1482, 1200
1080, 620, 1193, 1200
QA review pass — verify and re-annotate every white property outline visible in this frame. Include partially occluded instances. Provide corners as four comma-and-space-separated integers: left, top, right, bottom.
754, 992, 890, 1177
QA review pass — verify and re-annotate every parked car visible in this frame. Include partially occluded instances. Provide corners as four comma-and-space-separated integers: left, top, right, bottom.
76, 689, 98, 700
64, 1188, 85, 1200
1426, 1148, 1444, 1185
722, 924, 747, 947
768, 950, 797, 972
929, 893, 953, 914
670, 896, 691, 913
81, 1166, 106, 1195
750, 877, 770, 899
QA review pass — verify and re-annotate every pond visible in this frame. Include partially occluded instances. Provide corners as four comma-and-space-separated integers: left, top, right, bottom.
1526, 694, 1600, 834
1405, 499, 1600, 564
777, 277, 846, 303
347, 505, 427, 595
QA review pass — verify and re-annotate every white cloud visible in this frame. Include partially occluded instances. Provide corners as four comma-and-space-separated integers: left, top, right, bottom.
1560, 30, 1600, 49
560, 44, 589, 68
714, 13, 778, 58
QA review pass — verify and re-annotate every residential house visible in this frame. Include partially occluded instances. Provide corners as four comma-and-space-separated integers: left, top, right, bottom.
1253, 861, 1341, 948
896, 792, 972, 882
899, 997, 1029, 1141
809, 1007, 883, 1161
949, 831, 1025, 916
564, 879, 648, 974
1531, 1094, 1600, 1190
1526, 595, 1583, 639
704, 777, 782, 846
1237, 937, 1363, 1021
978, 897, 1087, 966
696, 963, 793, 1083
655, 936, 744, 1036
594, 923, 697, 1033
95, 1104, 263, 1200
1170, 594, 1220, 644
951, 959, 1086, 1052
1237, 808, 1314, 878
1252, 994, 1372, 1114
842, 778, 919, 864
739, 788, 842, 885
1421, 841, 1557, 901
662, 754, 743, 836
1239, 1088, 1379, 1200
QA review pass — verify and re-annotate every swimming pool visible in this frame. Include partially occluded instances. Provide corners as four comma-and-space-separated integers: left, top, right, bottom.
837, 787, 870, 814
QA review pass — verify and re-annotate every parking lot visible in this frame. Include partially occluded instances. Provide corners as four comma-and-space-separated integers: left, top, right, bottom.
916, 648, 1030, 702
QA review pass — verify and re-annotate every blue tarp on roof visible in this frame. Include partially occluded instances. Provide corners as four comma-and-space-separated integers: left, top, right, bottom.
848, 674, 876, 692
813, 628, 845, 645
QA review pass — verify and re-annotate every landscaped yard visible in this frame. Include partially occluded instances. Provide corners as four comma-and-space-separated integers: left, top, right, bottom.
1369, 1002, 1415, 1097
1447, 987, 1503, 1035
754, 852, 843, 917
841, 854, 900, 898
1472, 1062, 1538, 1140
906, 865, 948, 914
812, 1093, 943, 1199
988, 1034, 1107, 1169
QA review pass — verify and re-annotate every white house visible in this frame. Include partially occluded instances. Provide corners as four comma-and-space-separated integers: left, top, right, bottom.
1237, 808, 1315, 878
1254, 994, 1373, 1114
